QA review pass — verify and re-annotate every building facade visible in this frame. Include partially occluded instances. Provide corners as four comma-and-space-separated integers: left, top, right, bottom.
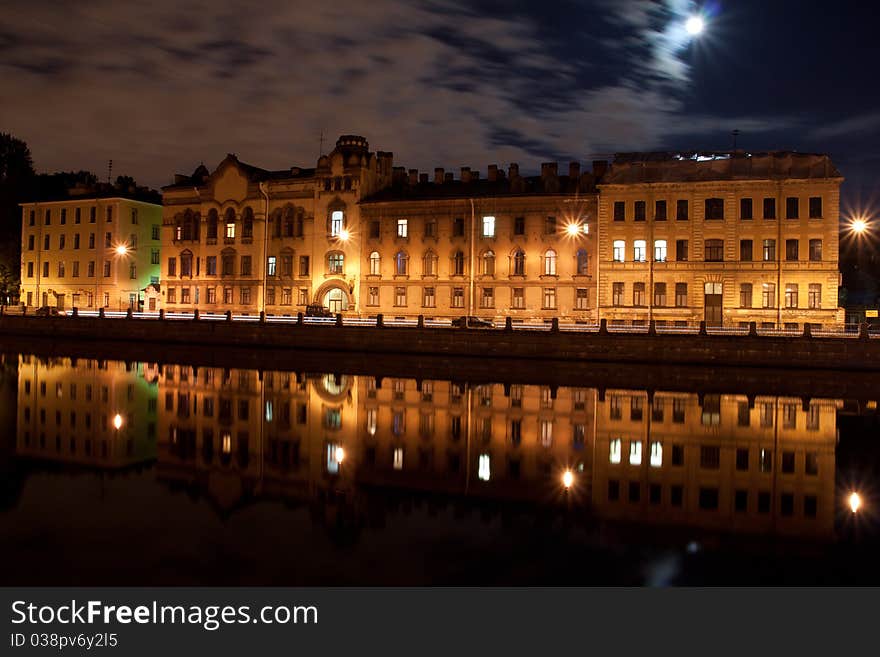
597, 152, 844, 330
161, 135, 599, 319
19, 196, 162, 311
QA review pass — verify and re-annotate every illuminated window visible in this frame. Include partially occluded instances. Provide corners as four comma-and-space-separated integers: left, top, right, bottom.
328, 252, 344, 274
225, 222, 235, 239
650, 441, 662, 467
221, 432, 232, 455
397, 219, 408, 238
478, 453, 491, 481
330, 210, 344, 237
482, 215, 495, 237
629, 440, 642, 465
654, 239, 667, 262
609, 438, 622, 464
633, 240, 646, 262
326, 443, 341, 474
369, 251, 381, 275
543, 249, 557, 275
267, 256, 276, 276
366, 409, 377, 435
265, 401, 273, 422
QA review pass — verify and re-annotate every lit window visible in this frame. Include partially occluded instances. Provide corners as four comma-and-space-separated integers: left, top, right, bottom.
330, 210, 344, 237
543, 249, 557, 275
633, 240, 646, 262
613, 240, 625, 262
393, 447, 404, 471
650, 441, 662, 467
369, 251, 381, 275
654, 239, 667, 262
397, 219, 408, 238
225, 222, 235, 239
265, 401, 273, 422
267, 256, 276, 276
482, 215, 495, 237
629, 440, 642, 465
478, 453, 491, 481
609, 438, 622, 464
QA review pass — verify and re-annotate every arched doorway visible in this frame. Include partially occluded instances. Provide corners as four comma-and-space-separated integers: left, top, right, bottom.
323, 287, 348, 313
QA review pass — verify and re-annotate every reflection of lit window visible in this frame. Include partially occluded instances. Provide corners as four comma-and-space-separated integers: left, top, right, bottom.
609, 438, 621, 464
221, 432, 232, 454
478, 453, 491, 481
393, 447, 404, 471
366, 409, 377, 435
265, 401, 273, 422
322, 374, 346, 396
630, 441, 642, 465
650, 441, 662, 467
326, 443, 340, 474
540, 420, 553, 447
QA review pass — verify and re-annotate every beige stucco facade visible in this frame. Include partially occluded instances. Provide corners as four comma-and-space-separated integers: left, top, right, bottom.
19, 197, 162, 311
597, 153, 844, 329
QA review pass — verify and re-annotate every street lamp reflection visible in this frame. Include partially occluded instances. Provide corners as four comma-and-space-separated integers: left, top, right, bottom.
848, 491, 863, 514
562, 469, 574, 490
113, 413, 123, 430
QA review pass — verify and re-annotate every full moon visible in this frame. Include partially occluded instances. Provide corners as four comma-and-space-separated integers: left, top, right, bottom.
685, 16, 704, 35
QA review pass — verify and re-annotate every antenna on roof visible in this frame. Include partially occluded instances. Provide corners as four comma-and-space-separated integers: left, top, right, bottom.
108, 159, 113, 183
318, 131, 325, 159
732, 129, 740, 150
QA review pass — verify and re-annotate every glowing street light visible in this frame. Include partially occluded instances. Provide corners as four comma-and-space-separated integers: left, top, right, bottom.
685, 15, 704, 36
848, 491, 863, 514
113, 413, 123, 430
338, 228, 351, 242
851, 218, 868, 235
115, 244, 129, 256
562, 469, 574, 490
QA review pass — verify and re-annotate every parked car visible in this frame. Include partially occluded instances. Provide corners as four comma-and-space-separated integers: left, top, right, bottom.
34, 306, 61, 317
305, 303, 334, 318
451, 316, 494, 328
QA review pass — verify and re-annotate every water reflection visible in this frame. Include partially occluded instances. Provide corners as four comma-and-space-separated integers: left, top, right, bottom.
7, 354, 842, 545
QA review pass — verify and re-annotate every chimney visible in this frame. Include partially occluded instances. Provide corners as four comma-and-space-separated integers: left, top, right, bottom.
419, 173, 428, 184
592, 160, 608, 180
444, 172, 454, 183
508, 163, 519, 179
434, 167, 445, 184
569, 162, 580, 179
541, 162, 558, 179
487, 164, 498, 182
460, 167, 471, 183
392, 166, 407, 185
408, 169, 419, 186
471, 170, 480, 181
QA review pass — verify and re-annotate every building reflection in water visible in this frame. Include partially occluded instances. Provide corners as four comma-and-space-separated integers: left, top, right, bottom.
8, 354, 840, 542
16, 355, 158, 469
151, 363, 839, 541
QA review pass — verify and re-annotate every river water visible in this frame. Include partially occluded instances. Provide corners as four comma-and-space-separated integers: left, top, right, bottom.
1, 352, 878, 585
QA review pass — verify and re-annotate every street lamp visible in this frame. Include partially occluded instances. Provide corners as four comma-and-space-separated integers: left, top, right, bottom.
850, 218, 868, 235
115, 244, 129, 256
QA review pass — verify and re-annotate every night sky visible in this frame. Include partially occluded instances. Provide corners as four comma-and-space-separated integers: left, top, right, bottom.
1, 0, 877, 210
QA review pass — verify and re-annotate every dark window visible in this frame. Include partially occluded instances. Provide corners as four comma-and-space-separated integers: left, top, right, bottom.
608, 479, 620, 501
786, 197, 799, 219
740, 239, 753, 261
676, 239, 688, 261
675, 283, 688, 307
758, 491, 771, 513
655, 200, 667, 221
782, 451, 795, 473
736, 447, 749, 470
735, 490, 748, 512
809, 196, 822, 219
700, 445, 720, 469
763, 198, 776, 220
785, 239, 799, 261
671, 444, 684, 466
740, 198, 753, 220
650, 484, 661, 504
805, 452, 819, 475
705, 197, 724, 220
514, 216, 525, 235
740, 284, 752, 309
699, 487, 719, 510
369, 221, 380, 238
634, 201, 646, 222
804, 495, 818, 517
613, 201, 625, 221
705, 239, 723, 262
676, 199, 688, 221
780, 493, 794, 516
671, 485, 684, 507
453, 217, 465, 237
809, 239, 822, 262
628, 481, 640, 503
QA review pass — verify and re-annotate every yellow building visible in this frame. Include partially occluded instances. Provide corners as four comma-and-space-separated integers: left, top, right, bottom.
597, 152, 844, 329
16, 355, 158, 468
19, 195, 162, 311
161, 135, 598, 319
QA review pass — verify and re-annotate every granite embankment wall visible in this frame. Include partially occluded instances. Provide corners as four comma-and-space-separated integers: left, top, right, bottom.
0, 314, 879, 371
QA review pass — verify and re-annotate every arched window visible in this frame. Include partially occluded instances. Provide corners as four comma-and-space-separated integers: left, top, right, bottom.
207, 209, 218, 240
242, 207, 254, 239
327, 251, 344, 275
482, 250, 495, 276
422, 251, 438, 276
224, 208, 236, 240
512, 249, 525, 276
576, 249, 589, 275
452, 251, 465, 276
370, 251, 381, 276
327, 204, 345, 237
395, 251, 409, 276
544, 249, 557, 276
180, 250, 194, 278
283, 207, 294, 237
